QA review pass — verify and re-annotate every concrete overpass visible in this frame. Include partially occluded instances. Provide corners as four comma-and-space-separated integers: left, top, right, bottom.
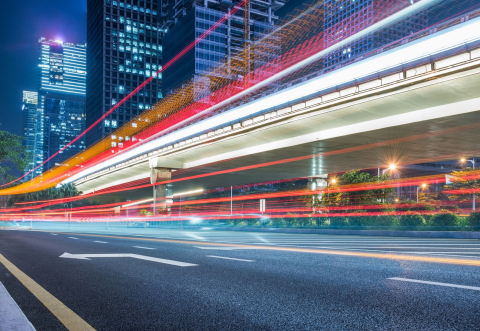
71, 13, 480, 202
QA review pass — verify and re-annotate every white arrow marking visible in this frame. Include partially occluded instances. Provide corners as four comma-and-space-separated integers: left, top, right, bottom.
59, 253, 197, 267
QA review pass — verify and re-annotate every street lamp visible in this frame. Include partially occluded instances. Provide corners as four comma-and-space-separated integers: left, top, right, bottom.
460, 158, 476, 210
417, 183, 427, 203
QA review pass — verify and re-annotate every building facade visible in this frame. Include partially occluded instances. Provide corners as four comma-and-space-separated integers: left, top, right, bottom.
161, 0, 285, 98
86, 0, 164, 147
21, 91, 43, 180
38, 38, 87, 171
323, 0, 428, 69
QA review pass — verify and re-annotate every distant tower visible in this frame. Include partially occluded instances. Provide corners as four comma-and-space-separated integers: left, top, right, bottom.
38, 38, 87, 172
21, 91, 43, 180
160, 0, 287, 99
86, 0, 164, 147
323, 0, 428, 68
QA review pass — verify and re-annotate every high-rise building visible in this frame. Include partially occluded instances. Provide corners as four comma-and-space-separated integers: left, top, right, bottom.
21, 91, 43, 180
323, 0, 428, 68
38, 38, 87, 171
161, 0, 286, 98
86, 0, 164, 147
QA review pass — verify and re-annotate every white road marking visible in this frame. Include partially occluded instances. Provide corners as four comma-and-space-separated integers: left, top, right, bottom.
59, 252, 197, 267
133, 246, 156, 250
208, 255, 255, 262
185, 233, 206, 240
194, 246, 262, 250
388, 277, 480, 291
68, 237, 78, 240
94, 241, 108, 244
50, 233, 58, 236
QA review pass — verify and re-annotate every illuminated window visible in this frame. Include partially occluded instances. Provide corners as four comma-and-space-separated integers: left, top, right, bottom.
104, 120, 111, 127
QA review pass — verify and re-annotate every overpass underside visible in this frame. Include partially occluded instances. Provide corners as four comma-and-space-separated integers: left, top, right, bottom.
76, 56, 480, 201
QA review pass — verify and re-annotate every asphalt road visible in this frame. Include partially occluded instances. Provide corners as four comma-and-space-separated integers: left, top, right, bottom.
1, 229, 480, 330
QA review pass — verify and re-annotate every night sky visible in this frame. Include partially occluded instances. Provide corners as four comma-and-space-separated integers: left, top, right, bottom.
0, 0, 87, 136
0, 0, 304, 137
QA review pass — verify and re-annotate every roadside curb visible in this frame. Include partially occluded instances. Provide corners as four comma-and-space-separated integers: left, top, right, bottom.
211, 227, 480, 239
0, 281, 36, 331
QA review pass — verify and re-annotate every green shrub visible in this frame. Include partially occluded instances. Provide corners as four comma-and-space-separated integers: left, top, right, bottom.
399, 212, 425, 227
329, 217, 349, 227
430, 210, 459, 227
468, 211, 480, 228
458, 216, 468, 227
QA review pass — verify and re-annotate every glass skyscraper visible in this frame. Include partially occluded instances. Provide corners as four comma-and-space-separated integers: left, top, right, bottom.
323, 0, 428, 68
161, 0, 286, 99
86, 0, 164, 147
21, 91, 43, 180
38, 38, 87, 172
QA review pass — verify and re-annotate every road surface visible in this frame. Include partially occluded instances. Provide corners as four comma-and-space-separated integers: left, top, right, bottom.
1, 229, 480, 330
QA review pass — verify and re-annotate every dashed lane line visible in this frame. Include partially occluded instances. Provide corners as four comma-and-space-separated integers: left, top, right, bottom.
94, 241, 108, 244
388, 277, 480, 291
68, 237, 78, 240
133, 246, 156, 250
208, 255, 255, 262
0, 254, 95, 331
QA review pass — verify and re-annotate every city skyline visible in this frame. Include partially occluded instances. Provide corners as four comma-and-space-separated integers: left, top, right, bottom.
0, 0, 87, 138
0, 0, 300, 139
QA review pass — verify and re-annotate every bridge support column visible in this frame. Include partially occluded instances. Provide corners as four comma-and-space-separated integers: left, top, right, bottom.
150, 168, 173, 215
309, 175, 329, 212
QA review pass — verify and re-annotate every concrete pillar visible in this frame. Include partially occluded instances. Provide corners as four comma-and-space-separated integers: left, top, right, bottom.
150, 167, 172, 215
308, 175, 329, 211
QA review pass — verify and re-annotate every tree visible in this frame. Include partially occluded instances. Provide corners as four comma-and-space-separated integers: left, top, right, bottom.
0, 126, 29, 208
322, 170, 394, 207
444, 167, 480, 208
319, 170, 395, 227
9, 183, 85, 210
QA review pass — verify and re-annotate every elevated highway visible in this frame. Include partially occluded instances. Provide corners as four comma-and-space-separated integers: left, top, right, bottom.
72, 14, 480, 200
